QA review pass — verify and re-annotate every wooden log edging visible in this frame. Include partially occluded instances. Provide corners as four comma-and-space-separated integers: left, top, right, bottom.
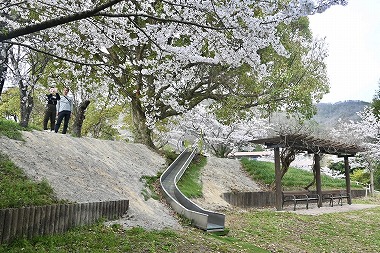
223, 191, 276, 208
0, 199, 129, 245
223, 190, 366, 208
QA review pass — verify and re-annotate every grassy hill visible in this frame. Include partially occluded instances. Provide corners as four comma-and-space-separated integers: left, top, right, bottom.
241, 159, 362, 190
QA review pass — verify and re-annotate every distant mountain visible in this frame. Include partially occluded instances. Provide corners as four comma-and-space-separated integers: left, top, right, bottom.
313, 100, 370, 127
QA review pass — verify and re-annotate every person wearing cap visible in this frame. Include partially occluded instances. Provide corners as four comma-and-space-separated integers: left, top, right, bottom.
43, 86, 60, 131
55, 86, 73, 134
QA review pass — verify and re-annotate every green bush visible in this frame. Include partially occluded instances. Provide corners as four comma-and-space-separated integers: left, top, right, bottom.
351, 169, 370, 185
328, 161, 346, 174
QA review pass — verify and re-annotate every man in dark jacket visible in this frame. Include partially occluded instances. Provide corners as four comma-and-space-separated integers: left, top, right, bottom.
43, 86, 60, 131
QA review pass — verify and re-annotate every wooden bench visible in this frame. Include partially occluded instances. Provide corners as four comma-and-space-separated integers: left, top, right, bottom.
282, 191, 320, 211
322, 190, 350, 207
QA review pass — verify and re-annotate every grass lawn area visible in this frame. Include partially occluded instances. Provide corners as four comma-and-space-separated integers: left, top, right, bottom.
225, 202, 380, 253
1, 199, 380, 252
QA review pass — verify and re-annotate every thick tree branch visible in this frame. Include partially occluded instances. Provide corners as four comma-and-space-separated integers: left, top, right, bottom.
0, 0, 123, 42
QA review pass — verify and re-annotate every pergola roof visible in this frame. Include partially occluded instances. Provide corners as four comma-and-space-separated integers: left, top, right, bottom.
251, 134, 365, 157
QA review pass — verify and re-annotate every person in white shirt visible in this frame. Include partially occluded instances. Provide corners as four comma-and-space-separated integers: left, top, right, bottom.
54, 87, 73, 134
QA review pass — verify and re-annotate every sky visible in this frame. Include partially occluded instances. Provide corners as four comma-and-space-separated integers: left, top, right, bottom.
308, 0, 380, 103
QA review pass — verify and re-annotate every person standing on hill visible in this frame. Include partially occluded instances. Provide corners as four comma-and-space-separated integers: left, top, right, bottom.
43, 86, 60, 131
55, 87, 73, 134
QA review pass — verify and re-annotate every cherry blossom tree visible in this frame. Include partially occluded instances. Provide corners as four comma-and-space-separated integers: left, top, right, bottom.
1, 0, 347, 147
332, 107, 380, 195
7, 45, 52, 127
168, 103, 271, 157
0, 0, 347, 42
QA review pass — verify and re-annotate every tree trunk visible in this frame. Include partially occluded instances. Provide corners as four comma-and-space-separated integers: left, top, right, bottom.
0, 43, 8, 97
304, 163, 316, 191
130, 97, 156, 149
72, 100, 90, 137
0, 66, 5, 96
19, 80, 33, 128
370, 166, 375, 196
280, 147, 297, 179
270, 147, 297, 190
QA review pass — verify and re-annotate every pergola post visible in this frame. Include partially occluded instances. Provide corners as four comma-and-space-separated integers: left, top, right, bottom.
344, 156, 352, 204
314, 153, 322, 207
251, 134, 363, 210
274, 147, 282, 211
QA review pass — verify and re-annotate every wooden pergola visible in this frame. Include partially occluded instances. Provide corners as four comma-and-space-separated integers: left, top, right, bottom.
251, 134, 365, 210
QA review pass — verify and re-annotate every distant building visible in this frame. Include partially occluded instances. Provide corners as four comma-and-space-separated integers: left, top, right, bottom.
228, 151, 272, 160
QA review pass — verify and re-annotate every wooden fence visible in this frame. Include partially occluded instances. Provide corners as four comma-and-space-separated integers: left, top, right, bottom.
0, 199, 129, 245
223, 190, 367, 208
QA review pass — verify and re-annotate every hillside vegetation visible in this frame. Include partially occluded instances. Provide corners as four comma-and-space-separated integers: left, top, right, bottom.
313, 100, 369, 127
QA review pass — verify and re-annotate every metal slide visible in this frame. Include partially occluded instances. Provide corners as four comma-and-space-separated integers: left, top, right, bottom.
160, 148, 225, 232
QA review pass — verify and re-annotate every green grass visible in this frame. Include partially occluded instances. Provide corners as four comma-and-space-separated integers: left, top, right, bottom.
0, 222, 270, 252
0, 119, 63, 208
241, 158, 362, 190
177, 154, 206, 198
0, 152, 66, 208
225, 202, 380, 253
1, 197, 380, 252
0, 118, 25, 140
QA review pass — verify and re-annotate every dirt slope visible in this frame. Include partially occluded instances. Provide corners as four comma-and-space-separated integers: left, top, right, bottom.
0, 130, 261, 230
